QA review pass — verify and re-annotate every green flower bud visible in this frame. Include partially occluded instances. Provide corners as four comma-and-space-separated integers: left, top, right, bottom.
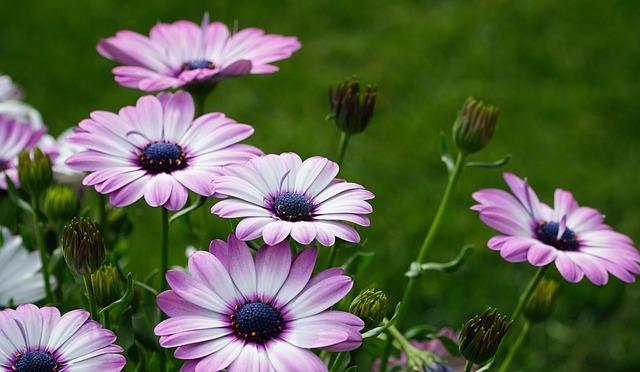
42, 185, 78, 224
328, 76, 377, 134
62, 217, 105, 275
452, 97, 499, 155
17, 147, 53, 196
524, 279, 559, 323
459, 308, 512, 364
91, 264, 124, 308
349, 288, 388, 329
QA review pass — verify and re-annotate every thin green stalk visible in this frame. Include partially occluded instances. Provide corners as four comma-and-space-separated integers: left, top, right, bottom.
328, 352, 347, 372
336, 132, 351, 166
31, 196, 53, 303
326, 245, 338, 269
379, 152, 466, 372
159, 207, 170, 372
102, 309, 111, 330
498, 321, 531, 372
83, 274, 98, 320
464, 360, 473, 372
160, 208, 169, 293
510, 266, 548, 323
97, 193, 107, 243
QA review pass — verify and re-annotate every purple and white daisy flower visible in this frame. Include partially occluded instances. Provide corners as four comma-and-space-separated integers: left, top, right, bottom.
472, 172, 640, 285
0, 227, 57, 307
0, 115, 45, 190
155, 234, 363, 372
0, 74, 44, 128
210, 153, 374, 246
65, 92, 261, 210
0, 304, 125, 371
97, 15, 301, 91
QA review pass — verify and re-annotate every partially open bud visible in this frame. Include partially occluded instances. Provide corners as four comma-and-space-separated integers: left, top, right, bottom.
62, 217, 105, 275
328, 76, 377, 134
18, 147, 53, 196
459, 308, 512, 364
349, 288, 388, 329
43, 185, 78, 224
524, 279, 559, 323
452, 97, 498, 155
91, 264, 124, 308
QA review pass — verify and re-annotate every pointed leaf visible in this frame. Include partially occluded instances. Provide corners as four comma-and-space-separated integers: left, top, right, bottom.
440, 131, 455, 174
465, 154, 511, 169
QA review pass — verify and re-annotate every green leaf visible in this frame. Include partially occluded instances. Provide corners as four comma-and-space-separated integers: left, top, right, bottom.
117, 306, 134, 352
169, 195, 207, 224
48, 247, 64, 273
465, 154, 511, 169
342, 251, 375, 276
419, 245, 474, 273
440, 131, 455, 174
474, 356, 496, 372
406, 245, 474, 278
99, 273, 134, 316
362, 302, 401, 338
404, 324, 440, 339
4, 175, 34, 215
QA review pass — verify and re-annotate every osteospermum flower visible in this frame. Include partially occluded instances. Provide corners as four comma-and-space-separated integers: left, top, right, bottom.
472, 172, 640, 285
0, 304, 125, 371
0, 74, 44, 128
0, 115, 45, 190
211, 153, 374, 246
97, 15, 301, 91
155, 234, 363, 372
0, 227, 56, 307
66, 92, 261, 210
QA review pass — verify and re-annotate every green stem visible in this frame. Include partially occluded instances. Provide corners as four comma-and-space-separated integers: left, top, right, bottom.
31, 196, 53, 303
159, 207, 169, 372
379, 152, 466, 371
511, 266, 548, 323
328, 352, 347, 372
387, 325, 413, 351
498, 321, 531, 372
378, 334, 394, 372
160, 208, 169, 293
97, 193, 107, 244
83, 274, 98, 320
326, 245, 338, 269
102, 309, 111, 330
336, 132, 351, 166
464, 360, 473, 372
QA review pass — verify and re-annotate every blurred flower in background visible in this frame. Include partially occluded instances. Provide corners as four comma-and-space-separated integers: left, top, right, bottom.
0, 227, 56, 306
97, 14, 301, 91
0, 116, 45, 189
0, 74, 43, 127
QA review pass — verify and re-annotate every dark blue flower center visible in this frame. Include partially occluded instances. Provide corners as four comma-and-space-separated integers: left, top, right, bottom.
181, 60, 216, 71
15, 351, 59, 372
0, 159, 8, 172
535, 221, 579, 251
273, 192, 314, 222
231, 301, 284, 343
138, 141, 187, 174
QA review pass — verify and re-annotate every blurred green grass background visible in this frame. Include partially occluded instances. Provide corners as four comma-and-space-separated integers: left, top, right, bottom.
2, 0, 639, 370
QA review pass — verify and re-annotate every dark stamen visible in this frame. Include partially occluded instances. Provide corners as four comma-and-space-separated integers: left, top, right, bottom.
138, 141, 187, 174
535, 221, 579, 251
231, 301, 284, 343
273, 192, 314, 222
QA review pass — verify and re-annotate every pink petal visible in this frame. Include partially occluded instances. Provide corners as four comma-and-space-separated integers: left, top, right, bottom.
256, 241, 291, 302
273, 248, 318, 307
283, 275, 353, 318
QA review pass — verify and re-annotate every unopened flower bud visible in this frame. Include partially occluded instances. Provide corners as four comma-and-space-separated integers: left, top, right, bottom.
349, 288, 388, 329
459, 308, 512, 364
91, 264, 124, 308
328, 76, 377, 134
524, 279, 559, 323
43, 185, 78, 223
62, 217, 105, 275
18, 147, 52, 196
452, 97, 498, 155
